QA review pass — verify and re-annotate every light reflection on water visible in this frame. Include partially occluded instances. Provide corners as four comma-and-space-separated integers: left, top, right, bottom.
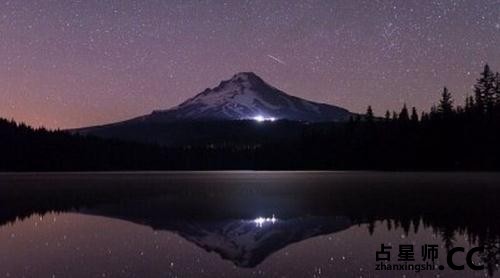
253, 215, 277, 227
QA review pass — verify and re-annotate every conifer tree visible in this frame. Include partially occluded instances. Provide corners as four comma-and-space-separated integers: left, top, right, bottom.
465, 95, 474, 112
385, 110, 391, 122
437, 87, 453, 116
392, 111, 398, 121
366, 106, 374, 122
410, 107, 419, 122
474, 64, 496, 114
399, 104, 409, 122
421, 112, 429, 122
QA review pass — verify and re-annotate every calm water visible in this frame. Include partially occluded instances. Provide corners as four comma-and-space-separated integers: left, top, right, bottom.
0, 172, 499, 278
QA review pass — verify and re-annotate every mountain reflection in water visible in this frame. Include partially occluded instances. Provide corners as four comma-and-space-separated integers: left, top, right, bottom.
0, 172, 499, 277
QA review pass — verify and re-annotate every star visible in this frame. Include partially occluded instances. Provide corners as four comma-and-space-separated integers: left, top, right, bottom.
0, 1, 498, 128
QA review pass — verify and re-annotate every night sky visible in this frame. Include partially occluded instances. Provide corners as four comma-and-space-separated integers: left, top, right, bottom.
1, 0, 498, 129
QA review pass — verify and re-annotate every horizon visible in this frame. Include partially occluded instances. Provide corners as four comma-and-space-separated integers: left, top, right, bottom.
2, 66, 497, 130
0, 0, 499, 129
2, 2, 500, 278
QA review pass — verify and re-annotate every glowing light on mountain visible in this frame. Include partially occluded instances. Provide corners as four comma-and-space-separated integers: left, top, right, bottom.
253, 115, 276, 122
254, 215, 277, 227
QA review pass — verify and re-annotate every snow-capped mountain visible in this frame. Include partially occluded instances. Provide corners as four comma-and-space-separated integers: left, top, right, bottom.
73, 72, 353, 145
134, 72, 352, 122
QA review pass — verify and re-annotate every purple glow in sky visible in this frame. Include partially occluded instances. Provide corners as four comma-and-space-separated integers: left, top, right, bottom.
0, 0, 498, 128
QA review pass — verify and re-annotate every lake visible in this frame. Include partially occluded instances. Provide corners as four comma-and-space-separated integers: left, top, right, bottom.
0, 172, 499, 277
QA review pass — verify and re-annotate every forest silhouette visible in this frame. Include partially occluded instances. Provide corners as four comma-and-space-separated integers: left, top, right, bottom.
1, 64, 499, 171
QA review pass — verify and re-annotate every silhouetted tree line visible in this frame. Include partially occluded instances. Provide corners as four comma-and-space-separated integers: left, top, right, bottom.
1, 64, 499, 171
249, 65, 500, 170
0, 120, 173, 171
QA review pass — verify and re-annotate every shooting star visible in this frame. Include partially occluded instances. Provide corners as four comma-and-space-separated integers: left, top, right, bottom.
267, 54, 286, 65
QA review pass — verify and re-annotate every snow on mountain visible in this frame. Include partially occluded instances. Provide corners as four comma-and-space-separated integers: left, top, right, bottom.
72, 72, 353, 144
145, 72, 352, 122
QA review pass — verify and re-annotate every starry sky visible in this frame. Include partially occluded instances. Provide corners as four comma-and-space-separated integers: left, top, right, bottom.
1, 0, 499, 128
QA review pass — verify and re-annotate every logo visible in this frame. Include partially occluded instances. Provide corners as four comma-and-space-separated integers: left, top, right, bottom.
375, 243, 485, 273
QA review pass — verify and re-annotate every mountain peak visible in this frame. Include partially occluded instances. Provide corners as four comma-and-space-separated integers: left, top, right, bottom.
152, 72, 353, 122
219, 72, 267, 90
231, 71, 259, 79
144, 72, 353, 122
230, 72, 262, 82
74, 72, 354, 142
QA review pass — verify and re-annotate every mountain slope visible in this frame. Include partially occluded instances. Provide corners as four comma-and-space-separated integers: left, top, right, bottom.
142, 72, 352, 122
74, 72, 353, 145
